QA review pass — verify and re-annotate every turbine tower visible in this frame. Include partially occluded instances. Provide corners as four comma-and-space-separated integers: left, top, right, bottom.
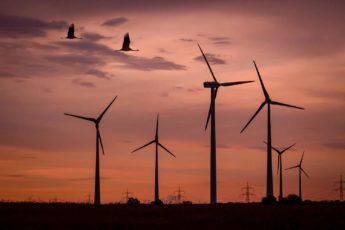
241, 61, 304, 198
286, 152, 309, 200
64, 96, 117, 205
265, 142, 295, 200
131, 114, 175, 202
198, 44, 254, 204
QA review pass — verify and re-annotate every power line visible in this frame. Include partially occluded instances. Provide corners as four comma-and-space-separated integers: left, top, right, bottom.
241, 182, 255, 203
335, 175, 344, 201
123, 188, 132, 202
174, 186, 185, 204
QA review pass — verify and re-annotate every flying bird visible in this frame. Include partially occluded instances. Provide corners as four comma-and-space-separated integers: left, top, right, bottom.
117, 33, 139, 51
62, 24, 82, 39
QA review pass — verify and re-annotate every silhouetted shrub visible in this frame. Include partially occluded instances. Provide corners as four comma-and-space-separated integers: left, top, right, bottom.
261, 196, 277, 204
127, 197, 140, 205
151, 199, 163, 205
286, 194, 302, 204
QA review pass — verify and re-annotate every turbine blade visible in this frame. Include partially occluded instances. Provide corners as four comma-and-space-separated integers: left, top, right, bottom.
215, 87, 219, 99
156, 114, 159, 139
205, 87, 217, 130
158, 142, 175, 158
277, 155, 280, 175
285, 165, 299, 170
270, 101, 304, 110
281, 143, 296, 154
253, 61, 269, 99
220, 81, 254, 87
64, 113, 94, 122
300, 151, 305, 165
197, 43, 218, 82
264, 141, 281, 154
205, 102, 212, 130
131, 140, 155, 153
97, 128, 105, 155
240, 101, 266, 133
97, 96, 118, 121
301, 168, 309, 178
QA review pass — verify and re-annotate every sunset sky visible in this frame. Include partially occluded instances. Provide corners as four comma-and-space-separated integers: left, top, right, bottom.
0, 0, 344, 203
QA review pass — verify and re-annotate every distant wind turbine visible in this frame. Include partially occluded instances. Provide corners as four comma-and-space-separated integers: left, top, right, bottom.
265, 141, 295, 200
241, 61, 304, 199
131, 114, 175, 202
286, 151, 309, 200
198, 43, 254, 204
64, 96, 117, 205
117, 33, 139, 51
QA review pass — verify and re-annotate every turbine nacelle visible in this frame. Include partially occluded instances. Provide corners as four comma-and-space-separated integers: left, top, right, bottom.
240, 62, 304, 133
131, 114, 175, 158
198, 43, 254, 130
204, 82, 219, 88
64, 96, 117, 156
286, 152, 309, 178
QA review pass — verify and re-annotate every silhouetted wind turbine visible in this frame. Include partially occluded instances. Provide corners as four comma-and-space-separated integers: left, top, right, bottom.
131, 114, 175, 202
241, 61, 304, 198
117, 33, 139, 51
286, 151, 309, 200
265, 141, 295, 200
64, 96, 117, 205
62, 24, 82, 39
198, 44, 254, 204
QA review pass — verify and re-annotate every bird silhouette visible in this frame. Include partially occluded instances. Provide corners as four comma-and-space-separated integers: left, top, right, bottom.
117, 33, 139, 51
62, 24, 82, 39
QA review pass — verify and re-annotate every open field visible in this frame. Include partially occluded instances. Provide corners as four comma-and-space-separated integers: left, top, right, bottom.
1, 202, 345, 229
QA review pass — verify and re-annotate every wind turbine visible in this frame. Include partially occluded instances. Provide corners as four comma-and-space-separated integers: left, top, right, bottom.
131, 114, 175, 202
240, 61, 304, 198
198, 44, 254, 204
265, 141, 295, 200
64, 96, 117, 205
286, 152, 309, 200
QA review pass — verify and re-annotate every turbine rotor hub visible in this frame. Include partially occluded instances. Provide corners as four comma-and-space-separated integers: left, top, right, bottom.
203, 82, 219, 88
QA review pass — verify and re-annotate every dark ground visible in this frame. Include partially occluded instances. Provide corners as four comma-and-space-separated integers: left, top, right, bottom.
1, 202, 344, 229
